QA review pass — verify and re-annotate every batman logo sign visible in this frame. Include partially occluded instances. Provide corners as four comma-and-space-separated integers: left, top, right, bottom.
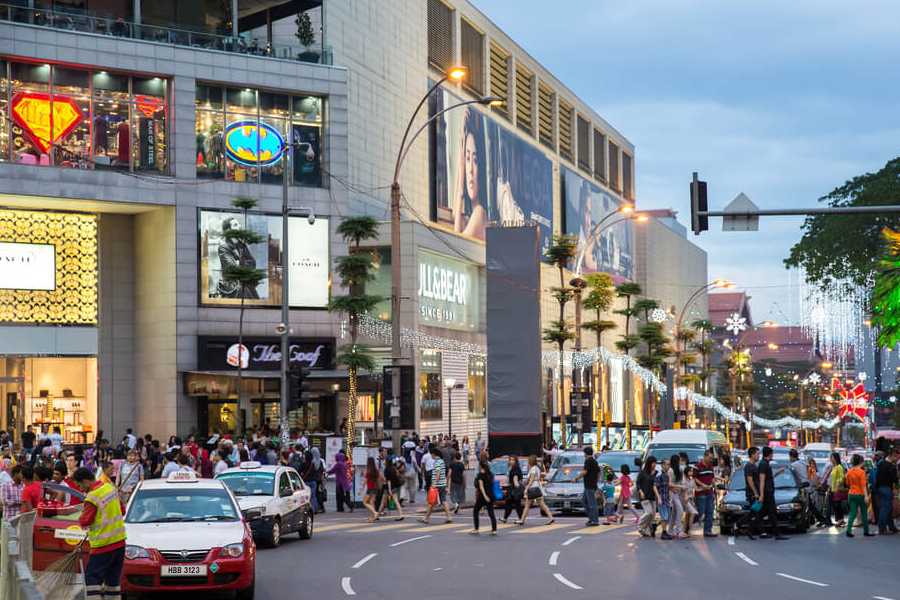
224, 119, 285, 167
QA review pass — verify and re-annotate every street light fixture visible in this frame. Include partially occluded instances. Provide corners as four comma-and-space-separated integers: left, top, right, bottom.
821, 361, 833, 370
385, 66, 483, 448
767, 343, 779, 350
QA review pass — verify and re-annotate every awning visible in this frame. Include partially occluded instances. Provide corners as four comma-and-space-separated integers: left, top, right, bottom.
237, 0, 323, 32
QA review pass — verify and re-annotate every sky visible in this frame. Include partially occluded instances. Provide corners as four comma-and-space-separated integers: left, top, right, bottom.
472, 0, 900, 326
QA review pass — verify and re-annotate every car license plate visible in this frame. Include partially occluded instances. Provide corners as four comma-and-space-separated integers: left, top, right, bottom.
563, 501, 571, 509
161, 565, 207, 577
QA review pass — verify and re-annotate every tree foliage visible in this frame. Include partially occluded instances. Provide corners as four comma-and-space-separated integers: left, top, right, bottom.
784, 157, 900, 288
582, 273, 614, 313
871, 228, 900, 348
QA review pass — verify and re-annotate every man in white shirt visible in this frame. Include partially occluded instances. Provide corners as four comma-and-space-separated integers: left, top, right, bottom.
298, 431, 309, 450
125, 429, 137, 450
49, 426, 64, 451
421, 446, 436, 489
213, 452, 230, 475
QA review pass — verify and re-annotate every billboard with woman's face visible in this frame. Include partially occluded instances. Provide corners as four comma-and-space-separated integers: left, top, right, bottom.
430, 83, 553, 256
562, 167, 633, 280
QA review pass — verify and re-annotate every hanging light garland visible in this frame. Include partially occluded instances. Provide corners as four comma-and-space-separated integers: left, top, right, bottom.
799, 270, 870, 367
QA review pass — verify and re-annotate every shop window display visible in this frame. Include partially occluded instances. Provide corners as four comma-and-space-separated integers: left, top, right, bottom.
0, 60, 167, 172
196, 83, 323, 185
467, 355, 486, 417
419, 350, 443, 421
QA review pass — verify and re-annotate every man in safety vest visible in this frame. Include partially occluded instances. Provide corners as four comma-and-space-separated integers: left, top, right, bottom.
73, 467, 126, 600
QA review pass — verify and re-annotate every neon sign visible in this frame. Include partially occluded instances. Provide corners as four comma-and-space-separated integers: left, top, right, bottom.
224, 120, 284, 167
10, 92, 84, 153
134, 95, 165, 117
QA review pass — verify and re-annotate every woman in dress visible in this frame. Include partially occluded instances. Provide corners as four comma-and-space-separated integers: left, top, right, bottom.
515, 455, 554, 526
451, 107, 487, 240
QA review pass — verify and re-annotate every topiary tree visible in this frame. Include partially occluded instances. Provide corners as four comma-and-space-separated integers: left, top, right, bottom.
329, 216, 381, 451
295, 11, 316, 48
581, 272, 616, 348
544, 235, 578, 443
219, 196, 268, 437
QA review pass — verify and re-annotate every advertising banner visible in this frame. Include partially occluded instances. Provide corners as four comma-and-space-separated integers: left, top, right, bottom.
430, 83, 553, 257
198, 208, 329, 307
562, 166, 634, 280
417, 248, 480, 331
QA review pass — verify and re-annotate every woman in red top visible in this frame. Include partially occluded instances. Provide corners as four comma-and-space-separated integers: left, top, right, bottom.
360, 457, 381, 523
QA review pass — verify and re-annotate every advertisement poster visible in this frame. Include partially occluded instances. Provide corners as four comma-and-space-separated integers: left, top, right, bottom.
198, 208, 329, 307
324, 436, 343, 472
417, 248, 480, 331
562, 167, 634, 280
430, 82, 553, 257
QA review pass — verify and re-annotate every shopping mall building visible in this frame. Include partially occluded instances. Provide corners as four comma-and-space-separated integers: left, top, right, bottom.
0, 0, 706, 449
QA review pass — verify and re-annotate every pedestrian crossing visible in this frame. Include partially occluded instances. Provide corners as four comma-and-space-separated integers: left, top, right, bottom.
315, 519, 630, 536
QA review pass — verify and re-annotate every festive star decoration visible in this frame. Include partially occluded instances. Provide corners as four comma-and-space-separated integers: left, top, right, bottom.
858, 372, 867, 382
765, 368, 772, 377
830, 377, 869, 421
807, 372, 822, 385
650, 308, 667, 323
725, 312, 747, 336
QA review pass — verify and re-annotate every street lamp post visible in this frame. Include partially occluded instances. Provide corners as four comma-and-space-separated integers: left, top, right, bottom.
445, 377, 456, 440
279, 141, 316, 446
389, 68, 501, 449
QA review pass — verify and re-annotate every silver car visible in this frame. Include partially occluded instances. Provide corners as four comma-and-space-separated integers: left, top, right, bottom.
543, 464, 596, 513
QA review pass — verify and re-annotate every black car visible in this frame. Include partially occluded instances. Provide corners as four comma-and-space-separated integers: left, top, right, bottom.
718, 462, 811, 535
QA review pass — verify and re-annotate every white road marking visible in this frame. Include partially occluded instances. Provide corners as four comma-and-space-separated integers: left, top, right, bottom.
873, 596, 896, 600
549, 551, 560, 566
562, 536, 581, 546
553, 573, 583, 590
341, 577, 356, 596
734, 552, 758, 566
776, 573, 828, 587
390, 535, 432, 547
351, 553, 377, 569
727, 536, 735, 546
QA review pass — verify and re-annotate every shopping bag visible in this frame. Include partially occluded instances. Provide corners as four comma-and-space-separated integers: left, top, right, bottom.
427, 487, 438, 505
749, 501, 762, 513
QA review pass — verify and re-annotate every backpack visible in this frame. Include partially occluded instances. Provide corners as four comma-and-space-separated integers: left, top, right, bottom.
868, 460, 882, 488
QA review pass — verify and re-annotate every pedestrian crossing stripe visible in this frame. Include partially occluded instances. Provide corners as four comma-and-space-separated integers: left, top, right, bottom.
315, 523, 370, 532
568, 523, 628, 535
455, 523, 518, 532
354, 523, 414, 532
402, 523, 466, 532
509, 522, 573, 534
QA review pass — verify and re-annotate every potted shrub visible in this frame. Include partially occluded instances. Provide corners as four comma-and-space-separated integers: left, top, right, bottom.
295, 12, 319, 62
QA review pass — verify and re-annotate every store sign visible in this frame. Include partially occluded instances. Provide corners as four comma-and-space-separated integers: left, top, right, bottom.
0, 242, 55, 290
224, 119, 285, 167
134, 96, 165, 117
417, 248, 479, 331
10, 92, 84, 153
198, 336, 334, 371
287, 218, 330, 307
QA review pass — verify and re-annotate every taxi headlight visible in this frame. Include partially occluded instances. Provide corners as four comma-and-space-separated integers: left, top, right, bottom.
218, 543, 244, 558
777, 502, 801, 511
721, 503, 743, 511
124, 545, 150, 560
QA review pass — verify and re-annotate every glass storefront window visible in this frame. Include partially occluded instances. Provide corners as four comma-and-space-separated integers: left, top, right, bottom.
196, 109, 225, 178
195, 83, 323, 186
0, 60, 168, 172
467, 355, 486, 417
419, 350, 442, 421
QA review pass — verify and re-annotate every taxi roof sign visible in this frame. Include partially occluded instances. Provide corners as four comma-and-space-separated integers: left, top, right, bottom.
167, 469, 199, 483
239, 461, 261, 469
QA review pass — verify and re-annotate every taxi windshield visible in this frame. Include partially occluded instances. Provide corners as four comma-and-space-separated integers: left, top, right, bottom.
216, 472, 276, 496
125, 488, 239, 523
552, 466, 583, 482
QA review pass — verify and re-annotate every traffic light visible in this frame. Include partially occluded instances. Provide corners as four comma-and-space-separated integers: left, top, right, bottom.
289, 364, 311, 410
690, 175, 708, 235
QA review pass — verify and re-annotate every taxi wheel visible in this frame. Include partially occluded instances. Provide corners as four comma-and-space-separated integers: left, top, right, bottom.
265, 517, 282, 548
299, 508, 314, 540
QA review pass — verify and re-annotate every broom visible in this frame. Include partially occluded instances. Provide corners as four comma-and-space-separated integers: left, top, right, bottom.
35, 472, 132, 600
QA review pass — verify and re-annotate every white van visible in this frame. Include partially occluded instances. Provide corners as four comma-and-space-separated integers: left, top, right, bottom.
801, 442, 834, 465
640, 429, 731, 470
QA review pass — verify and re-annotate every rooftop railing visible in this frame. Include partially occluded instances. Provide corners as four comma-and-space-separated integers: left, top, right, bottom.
0, 3, 332, 65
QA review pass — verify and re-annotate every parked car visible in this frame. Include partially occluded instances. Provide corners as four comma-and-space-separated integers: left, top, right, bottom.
31, 483, 89, 572
717, 461, 811, 535
544, 464, 591, 513
641, 429, 730, 471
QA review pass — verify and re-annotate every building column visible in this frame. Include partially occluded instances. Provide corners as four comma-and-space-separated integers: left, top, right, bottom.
133, 0, 140, 24
232, 0, 238, 38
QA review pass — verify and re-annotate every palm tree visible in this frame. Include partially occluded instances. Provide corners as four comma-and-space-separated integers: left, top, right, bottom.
543, 235, 578, 442
581, 273, 617, 348
329, 216, 381, 450
219, 196, 267, 437
691, 318, 716, 427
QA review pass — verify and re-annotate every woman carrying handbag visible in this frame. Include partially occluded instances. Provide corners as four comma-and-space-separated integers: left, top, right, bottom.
500, 455, 524, 523
515, 455, 554, 526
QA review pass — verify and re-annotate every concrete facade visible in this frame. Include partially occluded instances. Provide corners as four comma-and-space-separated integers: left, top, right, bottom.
0, 22, 349, 439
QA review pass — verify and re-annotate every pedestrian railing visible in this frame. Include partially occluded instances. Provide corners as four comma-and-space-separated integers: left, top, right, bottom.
1, 512, 45, 600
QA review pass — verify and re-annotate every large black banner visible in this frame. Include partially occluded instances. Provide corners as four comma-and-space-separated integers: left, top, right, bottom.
197, 336, 334, 371
486, 225, 542, 457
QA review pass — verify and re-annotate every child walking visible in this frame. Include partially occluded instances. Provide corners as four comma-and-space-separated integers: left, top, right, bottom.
601, 473, 617, 525
615, 464, 640, 524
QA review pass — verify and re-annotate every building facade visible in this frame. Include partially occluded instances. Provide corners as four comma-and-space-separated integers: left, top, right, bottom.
0, 5, 348, 442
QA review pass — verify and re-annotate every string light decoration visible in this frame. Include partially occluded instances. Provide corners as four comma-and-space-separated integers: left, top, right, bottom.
725, 312, 748, 336
871, 228, 900, 348
650, 308, 667, 323
358, 314, 487, 355
799, 270, 869, 367
807, 372, 822, 385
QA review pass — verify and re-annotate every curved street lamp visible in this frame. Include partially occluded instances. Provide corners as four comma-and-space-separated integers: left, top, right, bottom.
387, 66, 502, 438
